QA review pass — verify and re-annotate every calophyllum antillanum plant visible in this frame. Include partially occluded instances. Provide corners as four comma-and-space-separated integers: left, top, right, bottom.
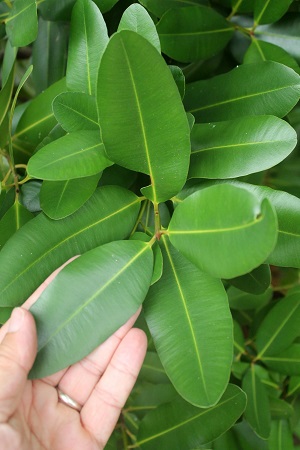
0, 0, 300, 448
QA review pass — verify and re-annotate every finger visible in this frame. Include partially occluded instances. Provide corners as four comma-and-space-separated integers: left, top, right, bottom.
0, 308, 37, 422
58, 309, 142, 405
81, 328, 147, 448
0, 256, 79, 344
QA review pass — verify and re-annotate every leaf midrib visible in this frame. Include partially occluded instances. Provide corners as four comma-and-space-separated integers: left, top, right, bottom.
191, 139, 290, 155
160, 28, 232, 37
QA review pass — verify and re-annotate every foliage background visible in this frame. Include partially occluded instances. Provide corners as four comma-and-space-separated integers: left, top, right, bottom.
1, 0, 300, 448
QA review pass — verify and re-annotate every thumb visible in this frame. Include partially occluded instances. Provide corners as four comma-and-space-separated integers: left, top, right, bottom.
0, 308, 37, 422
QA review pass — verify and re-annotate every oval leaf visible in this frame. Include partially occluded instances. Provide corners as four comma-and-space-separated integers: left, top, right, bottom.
184, 61, 300, 122
97, 30, 190, 203
189, 115, 297, 179
156, 6, 234, 62
242, 366, 271, 439
66, 0, 108, 95
262, 343, 300, 375
0, 186, 141, 307
29, 240, 153, 378
52, 92, 99, 132
118, 4, 161, 52
168, 184, 278, 279
244, 39, 299, 71
27, 131, 112, 180
228, 286, 272, 311
228, 264, 271, 295
40, 174, 101, 219
144, 236, 232, 407
254, 0, 293, 26
136, 384, 246, 449
268, 420, 294, 450
256, 292, 300, 359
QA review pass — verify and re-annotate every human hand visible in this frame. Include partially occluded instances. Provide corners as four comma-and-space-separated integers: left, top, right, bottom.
0, 262, 147, 450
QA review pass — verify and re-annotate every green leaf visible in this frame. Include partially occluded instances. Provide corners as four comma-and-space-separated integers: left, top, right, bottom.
255, 16, 300, 62
156, 6, 234, 63
138, 352, 170, 384
0, 186, 141, 307
228, 286, 272, 311
269, 398, 294, 420
129, 233, 163, 285
244, 39, 299, 71
179, 180, 300, 269
0, 201, 33, 250
189, 115, 296, 179
231, 0, 253, 14
169, 65, 185, 99
268, 420, 294, 450
135, 384, 246, 449
233, 321, 245, 356
256, 292, 300, 359
144, 236, 232, 407
40, 175, 101, 219
118, 4, 160, 52
0, 64, 14, 129
32, 17, 68, 94
254, 0, 293, 26
242, 366, 271, 439
139, 0, 209, 18
184, 61, 300, 122
52, 92, 99, 132
13, 77, 67, 148
27, 131, 112, 180
6, 0, 37, 46
168, 184, 278, 279
288, 376, 300, 396
0, 307, 13, 325
66, 0, 108, 95
19, 180, 42, 213
261, 343, 300, 375
29, 239, 153, 378
128, 382, 178, 417
228, 264, 271, 295
233, 420, 269, 450
2, 39, 17, 87
97, 31, 190, 203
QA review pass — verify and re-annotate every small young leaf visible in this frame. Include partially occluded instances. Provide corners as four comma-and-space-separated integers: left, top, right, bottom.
40, 174, 101, 220
118, 3, 161, 52
27, 131, 112, 180
29, 240, 153, 378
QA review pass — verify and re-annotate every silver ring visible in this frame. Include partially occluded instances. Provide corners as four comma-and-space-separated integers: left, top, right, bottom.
57, 388, 82, 412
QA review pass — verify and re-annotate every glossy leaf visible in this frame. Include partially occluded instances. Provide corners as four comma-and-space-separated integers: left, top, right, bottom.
169, 65, 185, 99
242, 366, 271, 439
38, 0, 118, 20
118, 4, 160, 52
156, 6, 234, 62
228, 264, 271, 295
67, 0, 108, 95
168, 184, 277, 279
0, 186, 141, 307
254, 0, 293, 26
228, 286, 272, 311
255, 16, 300, 62
139, 0, 209, 18
262, 343, 300, 375
244, 39, 299, 71
13, 77, 67, 148
189, 115, 296, 179
0, 201, 34, 249
53, 92, 99, 132
27, 131, 112, 180
256, 292, 300, 359
97, 30, 190, 203
6, 0, 37, 46
20, 180, 42, 213
268, 420, 294, 450
144, 236, 232, 407
29, 239, 153, 378
184, 61, 300, 122
136, 384, 246, 449
233, 420, 269, 450
40, 174, 101, 219
129, 233, 163, 285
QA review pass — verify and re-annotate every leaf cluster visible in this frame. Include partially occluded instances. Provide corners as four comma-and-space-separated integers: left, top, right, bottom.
0, 0, 300, 448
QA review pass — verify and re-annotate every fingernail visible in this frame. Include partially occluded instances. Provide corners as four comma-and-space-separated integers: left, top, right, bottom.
9, 308, 25, 333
